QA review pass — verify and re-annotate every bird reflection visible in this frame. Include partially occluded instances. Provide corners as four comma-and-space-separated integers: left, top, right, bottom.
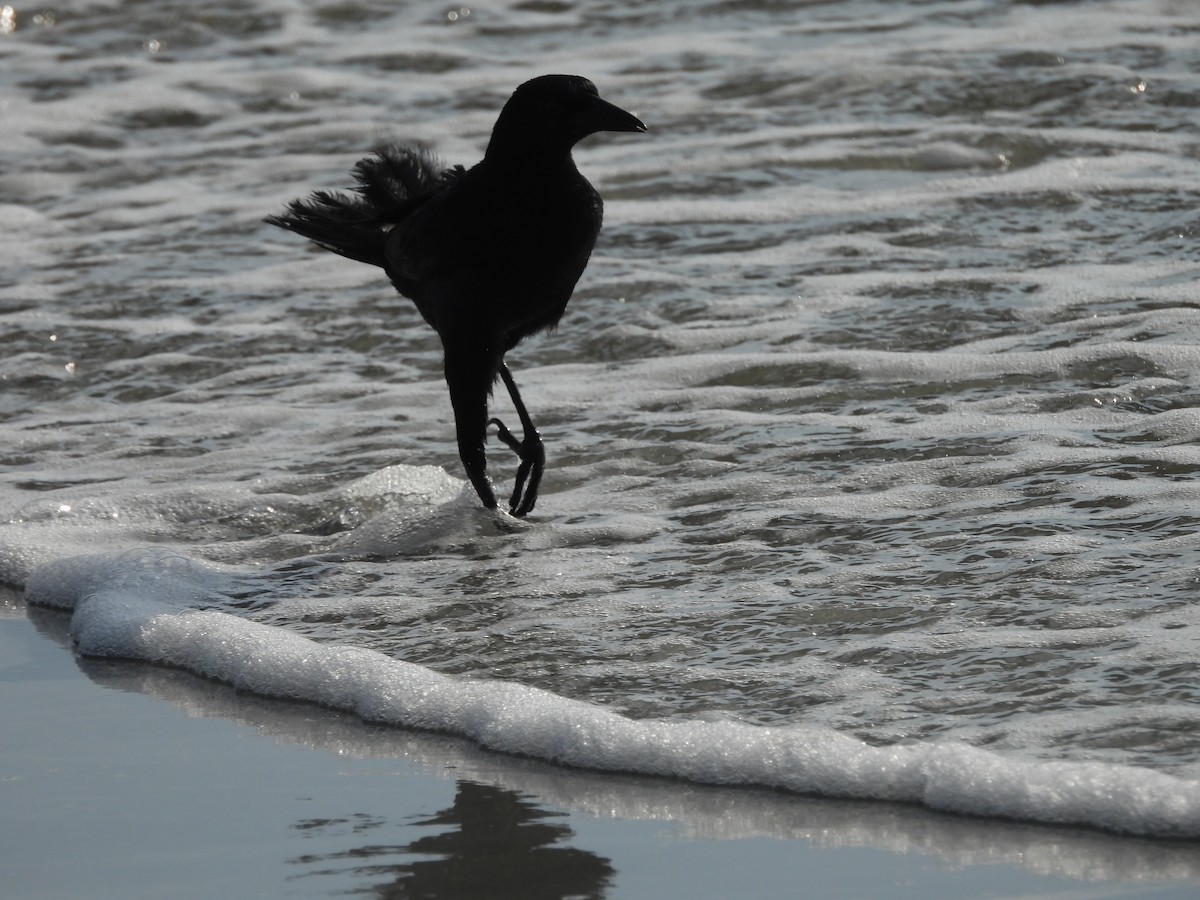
291, 780, 614, 899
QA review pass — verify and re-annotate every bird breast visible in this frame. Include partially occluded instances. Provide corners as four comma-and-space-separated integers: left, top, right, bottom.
383, 163, 603, 340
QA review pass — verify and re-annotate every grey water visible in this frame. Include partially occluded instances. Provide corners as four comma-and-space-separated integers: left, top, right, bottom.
4, 0, 1200, 790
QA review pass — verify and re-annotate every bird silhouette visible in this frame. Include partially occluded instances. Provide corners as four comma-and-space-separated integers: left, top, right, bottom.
267, 75, 645, 516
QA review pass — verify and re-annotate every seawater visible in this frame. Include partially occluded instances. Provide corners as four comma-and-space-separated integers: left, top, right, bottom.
4, 0, 1200, 838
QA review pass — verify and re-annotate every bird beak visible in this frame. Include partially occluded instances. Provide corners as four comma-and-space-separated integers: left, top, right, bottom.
578, 96, 647, 136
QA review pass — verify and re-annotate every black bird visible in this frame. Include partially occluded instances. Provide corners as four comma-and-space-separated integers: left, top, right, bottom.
267, 75, 645, 517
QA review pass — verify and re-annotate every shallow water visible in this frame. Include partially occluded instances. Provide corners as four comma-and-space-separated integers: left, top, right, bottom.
10, 606, 1200, 900
4, 0, 1200, 836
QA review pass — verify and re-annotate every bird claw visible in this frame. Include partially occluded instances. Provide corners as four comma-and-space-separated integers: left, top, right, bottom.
489, 417, 545, 517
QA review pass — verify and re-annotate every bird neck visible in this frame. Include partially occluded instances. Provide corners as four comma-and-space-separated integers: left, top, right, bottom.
485, 151, 581, 193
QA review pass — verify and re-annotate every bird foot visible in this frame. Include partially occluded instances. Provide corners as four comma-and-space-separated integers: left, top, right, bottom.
489, 417, 545, 517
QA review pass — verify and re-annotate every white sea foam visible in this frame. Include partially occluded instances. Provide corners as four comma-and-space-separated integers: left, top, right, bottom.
18, 543, 1200, 839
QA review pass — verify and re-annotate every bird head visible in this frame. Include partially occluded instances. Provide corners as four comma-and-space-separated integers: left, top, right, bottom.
487, 75, 646, 160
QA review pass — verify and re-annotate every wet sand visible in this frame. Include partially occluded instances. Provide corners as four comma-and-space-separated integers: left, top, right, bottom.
3, 596, 1198, 900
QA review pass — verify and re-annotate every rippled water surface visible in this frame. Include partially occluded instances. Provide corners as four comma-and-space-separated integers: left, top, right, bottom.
5, 0, 1200, 777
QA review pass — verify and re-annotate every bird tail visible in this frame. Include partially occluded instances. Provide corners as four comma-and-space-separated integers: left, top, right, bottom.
265, 145, 462, 268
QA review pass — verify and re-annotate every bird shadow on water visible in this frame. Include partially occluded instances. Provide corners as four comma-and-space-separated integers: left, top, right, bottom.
288, 781, 616, 900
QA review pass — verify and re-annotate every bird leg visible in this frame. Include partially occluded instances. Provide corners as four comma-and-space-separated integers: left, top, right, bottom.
444, 346, 500, 511
489, 362, 544, 517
